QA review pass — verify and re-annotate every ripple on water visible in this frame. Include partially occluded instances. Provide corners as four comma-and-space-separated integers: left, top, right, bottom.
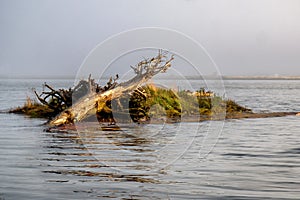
1, 79, 300, 199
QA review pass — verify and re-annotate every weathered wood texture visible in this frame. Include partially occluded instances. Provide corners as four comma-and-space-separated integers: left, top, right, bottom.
49, 51, 174, 126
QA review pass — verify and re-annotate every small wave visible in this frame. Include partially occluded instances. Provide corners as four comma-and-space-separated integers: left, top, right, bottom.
280, 147, 300, 154
222, 153, 273, 158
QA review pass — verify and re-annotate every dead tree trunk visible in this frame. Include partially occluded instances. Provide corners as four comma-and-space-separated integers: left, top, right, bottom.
49, 51, 174, 126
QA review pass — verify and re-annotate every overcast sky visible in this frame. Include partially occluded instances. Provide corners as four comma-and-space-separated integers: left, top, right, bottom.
1, 0, 300, 78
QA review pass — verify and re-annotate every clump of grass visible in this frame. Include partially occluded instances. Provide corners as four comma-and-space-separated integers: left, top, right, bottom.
10, 97, 55, 118
177, 90, 199, 115
12, 85, 252, 122
225, 99, 252, 113
127, 85, 252, 122
128, 85, 182, 122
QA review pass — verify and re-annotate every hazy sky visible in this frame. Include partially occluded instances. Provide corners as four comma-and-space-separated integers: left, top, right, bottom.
1, 0, 300, 78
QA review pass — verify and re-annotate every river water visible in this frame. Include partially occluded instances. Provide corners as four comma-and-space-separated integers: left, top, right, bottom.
0, 79, 300, 199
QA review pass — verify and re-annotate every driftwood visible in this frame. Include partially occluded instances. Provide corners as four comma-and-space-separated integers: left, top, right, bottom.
48, 51, 174, 126
34, 75, 108, 116
34, 83, 72, 113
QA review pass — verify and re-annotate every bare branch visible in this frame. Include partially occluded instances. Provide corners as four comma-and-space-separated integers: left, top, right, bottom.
48, 51, 174, 126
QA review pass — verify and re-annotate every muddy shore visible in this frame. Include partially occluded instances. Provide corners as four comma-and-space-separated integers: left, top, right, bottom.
148, 111, 299, 123
46, 111, 299, 133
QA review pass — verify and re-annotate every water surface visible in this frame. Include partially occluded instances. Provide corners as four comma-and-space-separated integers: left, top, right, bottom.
0, 79, 299, 199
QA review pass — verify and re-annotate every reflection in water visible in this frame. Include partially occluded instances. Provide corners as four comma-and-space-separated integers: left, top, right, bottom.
43, 170, 159, 184
42, 126, 160, 183
38, 120, 238, 199
40, 126, 172, 199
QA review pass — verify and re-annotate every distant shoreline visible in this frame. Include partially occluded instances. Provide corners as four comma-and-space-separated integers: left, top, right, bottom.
222, 76, 300, 80
185, 75, 300, 80
1, 75, 300, 80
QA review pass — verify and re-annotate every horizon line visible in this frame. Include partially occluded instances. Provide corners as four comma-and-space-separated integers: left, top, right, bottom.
1, 75, 300, 80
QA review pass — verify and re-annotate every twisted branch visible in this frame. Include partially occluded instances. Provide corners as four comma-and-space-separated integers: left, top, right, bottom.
49, 51, 174, 126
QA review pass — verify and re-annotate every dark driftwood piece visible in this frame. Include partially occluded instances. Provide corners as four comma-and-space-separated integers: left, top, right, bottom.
48, 51, 174, 126
34, 83, 72, 112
